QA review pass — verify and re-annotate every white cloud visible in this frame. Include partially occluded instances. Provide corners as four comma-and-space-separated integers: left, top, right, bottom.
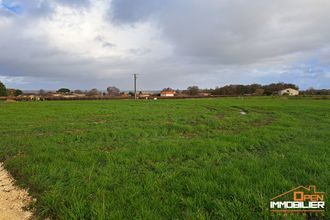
0, 0, 329, 90
0, 75, 26, 84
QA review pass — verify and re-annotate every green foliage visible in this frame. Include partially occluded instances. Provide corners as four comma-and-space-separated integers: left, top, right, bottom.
209, 83, 299, 96
87, 88, 100, 96
185, 86, 199, 95
14, 89, 23, 96
301, 88, 330, 95
162, 87, 173, 91
106, 86, 120, 96
0, 81, 7, 96
0, 97, 329, 219
57, 88, 71, 93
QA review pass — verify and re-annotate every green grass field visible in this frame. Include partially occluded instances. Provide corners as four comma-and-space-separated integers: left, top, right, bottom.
0, 97, 329, 219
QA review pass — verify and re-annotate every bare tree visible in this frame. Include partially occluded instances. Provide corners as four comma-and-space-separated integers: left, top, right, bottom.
186, 86, 199, 96
107, 86, 120, 96
73, 89, 84, 94
87, 88, 100, 96
39, 89, 47, 96
162, 87, 173, 91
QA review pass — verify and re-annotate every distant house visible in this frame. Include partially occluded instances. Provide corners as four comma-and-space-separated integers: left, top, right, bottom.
199, 92, 210, 97
51, 93, 63, 97
278, 88, 299, 96
63, 93, 86, 98
139, 92, 151, 99
160, 91, 176, 97
121, 92, 130, 97
27, 95, 41, 101
49, 93, 86, 98
6, 89, 16, 97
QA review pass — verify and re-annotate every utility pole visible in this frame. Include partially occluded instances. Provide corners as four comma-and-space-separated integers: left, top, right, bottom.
133, 74, 138, 100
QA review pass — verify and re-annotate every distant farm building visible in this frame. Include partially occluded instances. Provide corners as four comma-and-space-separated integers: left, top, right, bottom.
50, 93, 86, 98
199, 92, 210, 97
25, 95, 41, 101
278, 88, 299, 96
160, 91, 176, 97
139, 92, 152, 98
6, 89, 16, 96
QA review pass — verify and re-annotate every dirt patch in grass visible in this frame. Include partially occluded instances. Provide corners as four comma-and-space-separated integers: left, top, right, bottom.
203, 106, 218, 112
92, 120, 108, 125
251, 118, 274, 127
202, 106, 226, 120
0, 163, 33, 220
5, 99, 17, 103
231, 106, 249, 114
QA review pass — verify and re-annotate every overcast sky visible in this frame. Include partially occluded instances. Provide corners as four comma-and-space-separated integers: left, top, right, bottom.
0, 0, 330, 90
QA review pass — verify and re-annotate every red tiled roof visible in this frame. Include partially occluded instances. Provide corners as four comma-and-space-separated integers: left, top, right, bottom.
161, 91, 176, 94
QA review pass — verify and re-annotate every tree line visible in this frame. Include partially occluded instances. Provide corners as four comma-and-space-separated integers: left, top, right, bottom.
168, 83, 300, 96
205, 83, 299, 96
0, 81, 22, 97
34, 87, 121, 97
1, 80, 330, 97
300, 88, 330, 95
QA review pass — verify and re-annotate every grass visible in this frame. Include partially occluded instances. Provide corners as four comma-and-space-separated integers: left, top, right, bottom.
0, 97, 329, 219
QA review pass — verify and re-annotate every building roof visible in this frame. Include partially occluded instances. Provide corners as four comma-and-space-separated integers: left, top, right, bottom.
279, 88, 298, 91
160, 91, 176, 94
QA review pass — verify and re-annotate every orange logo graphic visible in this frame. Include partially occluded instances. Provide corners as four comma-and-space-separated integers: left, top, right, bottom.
270, 185, 325, 214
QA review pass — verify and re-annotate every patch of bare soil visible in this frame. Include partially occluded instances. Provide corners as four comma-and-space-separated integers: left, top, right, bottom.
4, 99, 17, 103
0, 163, 33, 220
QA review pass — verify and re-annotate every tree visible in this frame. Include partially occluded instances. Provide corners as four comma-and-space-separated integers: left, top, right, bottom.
302, 88, 330, 95
57, 88, 71, 94
0, 81, 7, 96
254, 88, 265, 96
186, 86, 199, 96
263, 83, 299, 95
73, 89, 84, 94
14, 89, 23, 96
162, 87, 173, 92
87, 88, 100, 96
208, 83, 298, 96
175, 89, 182, 95
39, 89, 47, 95
107, 86, 120, 96
6, 89, 15, 96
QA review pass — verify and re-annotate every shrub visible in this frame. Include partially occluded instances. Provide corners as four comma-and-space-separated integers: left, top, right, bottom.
57, 88, 71, 93
0, 81, 7, 96
15, 89, 23, 96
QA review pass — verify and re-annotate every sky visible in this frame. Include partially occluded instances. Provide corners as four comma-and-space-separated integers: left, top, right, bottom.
0, 0, 330, 91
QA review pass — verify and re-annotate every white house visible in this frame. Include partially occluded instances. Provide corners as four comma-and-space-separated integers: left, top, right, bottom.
160, 91, 176, 97
278, 88, 299, 96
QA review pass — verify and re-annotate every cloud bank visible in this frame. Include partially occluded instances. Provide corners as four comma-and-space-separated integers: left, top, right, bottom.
0, 0, 329, 90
